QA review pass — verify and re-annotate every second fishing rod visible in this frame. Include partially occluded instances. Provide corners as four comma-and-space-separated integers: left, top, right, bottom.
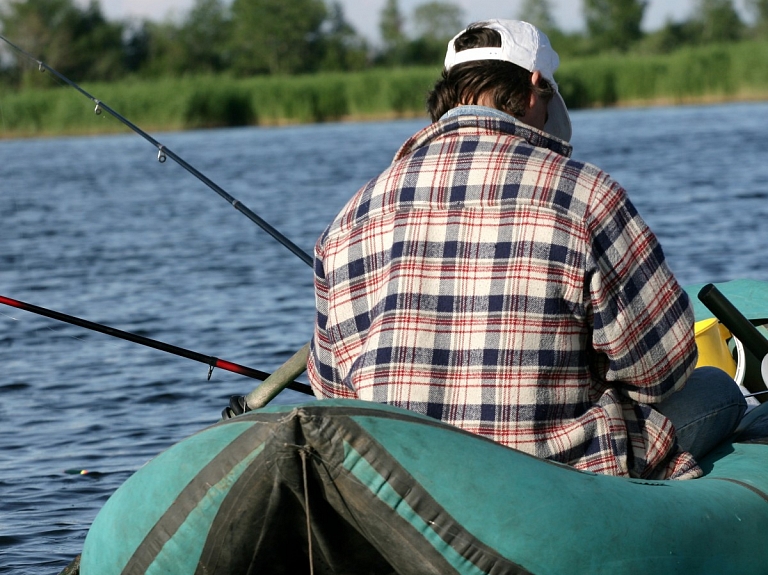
0, 33, 313, 269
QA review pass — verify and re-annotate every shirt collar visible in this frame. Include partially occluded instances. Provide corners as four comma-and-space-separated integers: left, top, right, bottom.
440, 105, 519, 122
394, 105, 573, 161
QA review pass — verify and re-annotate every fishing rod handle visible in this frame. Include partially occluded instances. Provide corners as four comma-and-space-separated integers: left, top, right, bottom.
698, 284, 768, 362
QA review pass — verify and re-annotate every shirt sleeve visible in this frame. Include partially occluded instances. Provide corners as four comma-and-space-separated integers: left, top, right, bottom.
587, 175, 698, 405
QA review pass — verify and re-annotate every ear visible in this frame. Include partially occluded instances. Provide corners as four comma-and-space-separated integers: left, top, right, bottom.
529, 70, 542, 109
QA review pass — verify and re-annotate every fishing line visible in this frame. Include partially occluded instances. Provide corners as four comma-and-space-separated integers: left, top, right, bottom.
0, 33, 313, 268
0, 310, 19, 323
1, 307, 114, 349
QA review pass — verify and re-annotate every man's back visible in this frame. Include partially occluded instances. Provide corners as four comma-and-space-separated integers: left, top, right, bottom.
309, 111, 700, 479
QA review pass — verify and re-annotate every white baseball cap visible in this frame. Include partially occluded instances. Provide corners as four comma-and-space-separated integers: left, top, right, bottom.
444, 19, 572, 142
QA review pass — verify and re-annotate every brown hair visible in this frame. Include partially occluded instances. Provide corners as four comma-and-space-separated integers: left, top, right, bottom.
426, 23, 554, 122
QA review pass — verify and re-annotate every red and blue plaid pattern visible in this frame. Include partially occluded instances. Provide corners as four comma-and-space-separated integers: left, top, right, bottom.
308, 113, 701, 479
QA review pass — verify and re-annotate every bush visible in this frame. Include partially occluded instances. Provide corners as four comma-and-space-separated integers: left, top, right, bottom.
183, 81, 256, 128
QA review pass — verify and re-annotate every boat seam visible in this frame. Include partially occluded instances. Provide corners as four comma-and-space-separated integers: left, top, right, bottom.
709, 477, 768, 503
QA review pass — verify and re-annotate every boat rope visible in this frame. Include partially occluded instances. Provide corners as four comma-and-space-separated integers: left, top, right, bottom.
0, 33, 313, 268
0, 294, 314, 395
300, 448, 315, 575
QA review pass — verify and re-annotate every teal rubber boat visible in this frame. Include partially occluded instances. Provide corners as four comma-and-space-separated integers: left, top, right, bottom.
74, 280, 768, 575
79, 399, 768, 575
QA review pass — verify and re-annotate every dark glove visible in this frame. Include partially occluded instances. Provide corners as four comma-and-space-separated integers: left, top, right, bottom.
221, 395, 250, 420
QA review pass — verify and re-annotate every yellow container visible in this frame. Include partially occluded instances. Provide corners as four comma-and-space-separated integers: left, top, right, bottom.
693, 318, 737, 378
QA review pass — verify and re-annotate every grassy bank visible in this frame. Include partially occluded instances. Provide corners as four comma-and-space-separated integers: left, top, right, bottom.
558, 41, 768, 108
2, 40, 768, 138
0, 67, 440, 137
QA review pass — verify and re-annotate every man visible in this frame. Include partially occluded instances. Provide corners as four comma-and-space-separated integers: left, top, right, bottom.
307, 20, 745, 479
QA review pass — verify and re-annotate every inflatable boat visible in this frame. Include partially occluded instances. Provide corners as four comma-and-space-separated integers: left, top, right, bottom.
71, 280, 768, 575
78, 398, 768, 575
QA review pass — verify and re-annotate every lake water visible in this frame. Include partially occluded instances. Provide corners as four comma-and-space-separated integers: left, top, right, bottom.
1, 101, 767, 573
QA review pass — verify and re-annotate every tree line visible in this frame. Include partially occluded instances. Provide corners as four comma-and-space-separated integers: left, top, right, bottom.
1, 0, 767, 88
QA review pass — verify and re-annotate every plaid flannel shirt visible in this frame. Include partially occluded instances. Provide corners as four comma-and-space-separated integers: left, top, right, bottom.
308, 110, 701, 480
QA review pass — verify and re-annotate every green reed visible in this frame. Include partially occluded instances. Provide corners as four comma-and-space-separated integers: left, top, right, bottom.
1, 41, 767, 138
557, 41, 768, 108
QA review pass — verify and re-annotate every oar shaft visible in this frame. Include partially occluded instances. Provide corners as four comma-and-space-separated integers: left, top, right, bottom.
698, 284, 768, 392
698, 284, 768, 361
0, 294, 313, 395
244, 343, 311, 409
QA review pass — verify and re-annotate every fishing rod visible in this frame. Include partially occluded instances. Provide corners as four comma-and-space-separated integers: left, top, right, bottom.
0, 294, 313, 395
0, 33, 313, 268
698, 283, 768, 398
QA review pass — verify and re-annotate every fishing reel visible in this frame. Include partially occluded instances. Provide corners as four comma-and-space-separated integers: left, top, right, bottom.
221, 395, 251, 420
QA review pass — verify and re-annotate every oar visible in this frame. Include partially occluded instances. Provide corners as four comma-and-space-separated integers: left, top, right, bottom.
0, 33, 313, 268
221, 342, 312, 419
697, 284, 768, 390
0, 294, 313, 395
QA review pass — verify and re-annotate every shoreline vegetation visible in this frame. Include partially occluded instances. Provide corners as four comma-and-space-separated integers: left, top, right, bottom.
2, 40, 768, 139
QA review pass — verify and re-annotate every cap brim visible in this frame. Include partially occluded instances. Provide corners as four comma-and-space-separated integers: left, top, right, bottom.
544, 91, 571, 142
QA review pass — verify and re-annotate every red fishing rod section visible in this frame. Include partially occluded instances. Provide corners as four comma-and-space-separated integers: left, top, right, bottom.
0, 294, 313, 395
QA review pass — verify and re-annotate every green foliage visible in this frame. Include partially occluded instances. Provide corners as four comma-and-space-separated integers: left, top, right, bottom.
396, 37, 445, 65
340, 69, 423, 116
0, 66, 440, 137
183, 80, 255, 127
636, 20, 704, 54
0, 79, 189, 135
747, 0, 768, 37
546, 30, 596, 58
583, 0, 647, 52
377, 1, 463, 67
696, 0, 744, 43
517, 0, 558, 37
412, 2, 463, 42
6, 39, 768, 139
749, 0, 768, 26
635, 1, 744, 54
3, 0, 768, 86
137, 0, 232, 77
402, 1, 463, 65
0, 88, 54, 132
177, 0, 232, 73
750, 0, 768, 19
0, 0, 125, 85
229, 0, 327, 75
316, 2, 369, 72
138, 22, 186, 77
556, 40, 768, 108
246, 75, 350, 123
243, 67, 437, 122
558, 58, 620, 108
120, 0, 366, 78
380, 0, 406, 51
0, 0, 367, 82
